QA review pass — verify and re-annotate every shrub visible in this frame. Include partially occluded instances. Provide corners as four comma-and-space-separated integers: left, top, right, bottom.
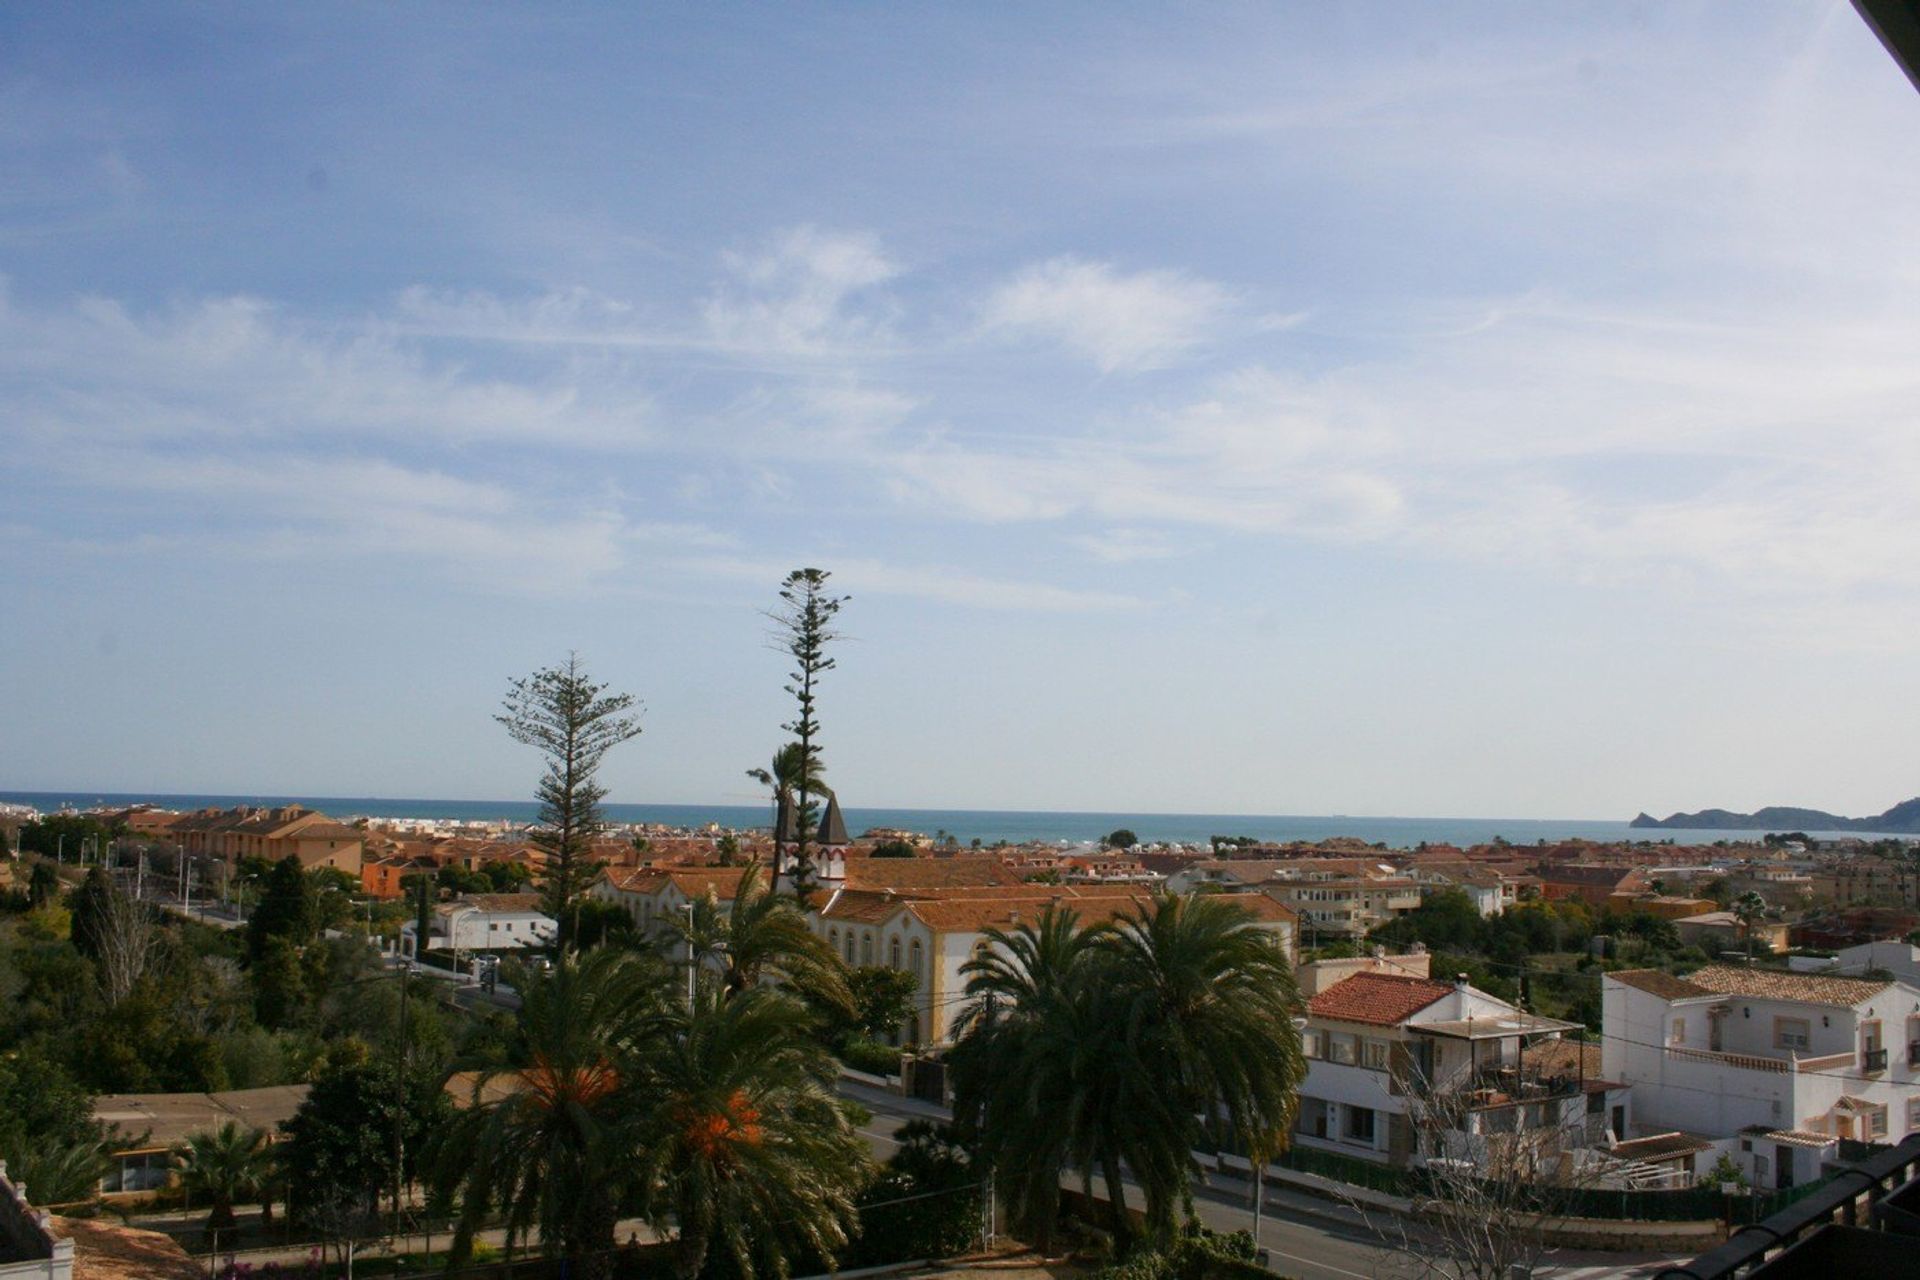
839, 1036, 902, 1077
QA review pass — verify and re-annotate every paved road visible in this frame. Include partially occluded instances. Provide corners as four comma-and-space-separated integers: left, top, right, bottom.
838, 1080, 1681, 1280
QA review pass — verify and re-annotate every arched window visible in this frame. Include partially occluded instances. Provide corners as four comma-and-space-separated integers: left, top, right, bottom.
861, 933, 874, 966
828, 928, 839, 951
910, 939, 924, 978
844, 932, 855, 963
889, 937, 902, 970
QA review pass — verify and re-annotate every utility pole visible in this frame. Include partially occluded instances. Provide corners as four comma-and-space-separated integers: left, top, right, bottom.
683, 901, 696, 1011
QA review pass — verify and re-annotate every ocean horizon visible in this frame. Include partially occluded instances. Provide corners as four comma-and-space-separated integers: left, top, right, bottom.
0, 788, 1874, 849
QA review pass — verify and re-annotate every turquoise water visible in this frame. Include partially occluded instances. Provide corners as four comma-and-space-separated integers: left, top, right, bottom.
0, 789, 1832, 848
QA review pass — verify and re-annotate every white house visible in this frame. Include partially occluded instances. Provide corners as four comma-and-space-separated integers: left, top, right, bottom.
401, 892, 555, 958
1602, 966, 1920, 1188
1297, 966, 1626, 1170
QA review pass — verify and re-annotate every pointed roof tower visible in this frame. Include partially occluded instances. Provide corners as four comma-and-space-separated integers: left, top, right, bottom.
817, 793, 849, 847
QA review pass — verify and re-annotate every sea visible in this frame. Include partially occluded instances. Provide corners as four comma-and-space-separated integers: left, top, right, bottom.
0, 789, 1887, 850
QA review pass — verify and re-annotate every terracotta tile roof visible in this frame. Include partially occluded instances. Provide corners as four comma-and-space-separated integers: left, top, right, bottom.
840, 856, 1024, 891
1684, 964, 1893, 1008
819, 890, 915, 925
1606, 969, 1715, 1000
1307, 972, 1454, 1026
905, 891, 1155, 934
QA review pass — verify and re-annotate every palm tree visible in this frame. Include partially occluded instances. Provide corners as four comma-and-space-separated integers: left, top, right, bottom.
632, 987, 869, 1280
952, 895, 1307, 1255
951, 905, 1120, 1253
746, 742, 831, 870
1102, 893, 1307, 1241
175, 1122, 271, 1246
431, 948, 663, 1279
669, 864, 851, 1012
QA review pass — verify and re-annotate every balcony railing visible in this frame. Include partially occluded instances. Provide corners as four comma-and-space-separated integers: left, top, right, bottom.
1862, 1047, 1889, 1074
1671, 1045, 1790, 1074
1908, 1040, 1920, 1068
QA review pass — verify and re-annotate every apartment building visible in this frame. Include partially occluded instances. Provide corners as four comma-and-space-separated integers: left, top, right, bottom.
173, 805, 363, 874
1296, 967, 1625, 1169
1265, 876, 1421, 941
1602, 966, 1920, 1167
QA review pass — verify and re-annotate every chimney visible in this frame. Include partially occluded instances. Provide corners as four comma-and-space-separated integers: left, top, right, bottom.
1455, 973, 1470, 989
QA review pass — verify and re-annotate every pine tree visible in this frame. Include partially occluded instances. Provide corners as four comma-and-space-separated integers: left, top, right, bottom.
497, 654, 643, 950
767, 570, 846, 904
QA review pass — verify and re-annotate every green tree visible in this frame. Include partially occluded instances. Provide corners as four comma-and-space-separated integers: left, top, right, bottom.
672, 864, 850, 1010
28, 860, 61, 909
951, 904, 1112, 1253
1102, 893, 1307, 1242
0, 1048, 112, 1203
497, 654, 645, 949
954, 895, 1305, 1255
746, 742, 833, 866
280, 1043, 449, 1225
175, 1121, 271, 1243
68, 865, 115, 960
845, 966, 917, 1042
433, 949, 663, 1277
867, 840, 916, 859
634, 987, 869, 1280
1104, 829, 1139, 850
766, 570, 847, 903
246, 856, 317, 961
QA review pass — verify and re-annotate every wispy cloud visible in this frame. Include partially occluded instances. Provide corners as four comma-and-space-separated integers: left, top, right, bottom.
703, 226, 901, 359
981, 257, 1232, 373
677, 554, 1143, 614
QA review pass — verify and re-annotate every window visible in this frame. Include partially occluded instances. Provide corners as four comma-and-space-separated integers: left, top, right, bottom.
1907, 1097, 1920, 1131
909, 939, 923, 978
1774, 1018, 1811, 1051
1342, 1106, 1376, 1144
1303, 1031, 1323, 1059
1329, 1035, 1358, 1065
861, 934, 874, 965
1872, 1107, 1890, 1138
1364, 1039, 1390, 1070
1671, 1018, 1686, 1045
890, 937, 902, 970
844, 933, 855, 963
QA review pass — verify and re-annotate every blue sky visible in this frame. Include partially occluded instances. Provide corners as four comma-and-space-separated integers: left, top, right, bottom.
4, 3, 1919, 819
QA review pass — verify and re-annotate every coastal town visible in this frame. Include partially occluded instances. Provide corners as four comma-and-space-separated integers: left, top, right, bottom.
8, 5, 1920, 1280
5, 782, 1920, 1278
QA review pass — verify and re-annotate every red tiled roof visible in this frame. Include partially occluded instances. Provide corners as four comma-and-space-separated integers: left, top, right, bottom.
1308, 972, 1453, 1026
1605, 969, 1715, 1000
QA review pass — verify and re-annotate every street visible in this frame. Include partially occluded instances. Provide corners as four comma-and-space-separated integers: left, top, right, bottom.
837, 1079, 1680, 1280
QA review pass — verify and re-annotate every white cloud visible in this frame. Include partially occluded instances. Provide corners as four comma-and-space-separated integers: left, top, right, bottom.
1069, 528, 1184, 563
677, 554, 1142, 614
0, 288, 651, 450
981, 256, 1232, 373
702, 226, 900, 358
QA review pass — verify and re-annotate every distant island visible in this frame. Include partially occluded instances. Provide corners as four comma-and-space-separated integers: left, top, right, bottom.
1631, 796, 1920, 833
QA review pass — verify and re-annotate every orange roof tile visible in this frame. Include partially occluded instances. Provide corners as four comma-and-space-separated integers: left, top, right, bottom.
1307, 972, 1454, 1026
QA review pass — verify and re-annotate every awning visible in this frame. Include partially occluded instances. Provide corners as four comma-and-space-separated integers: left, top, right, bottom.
1410, 1012, 1583, 1041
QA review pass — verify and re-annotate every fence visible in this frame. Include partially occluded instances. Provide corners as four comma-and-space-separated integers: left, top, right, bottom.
1268, 1145, 1838, 1223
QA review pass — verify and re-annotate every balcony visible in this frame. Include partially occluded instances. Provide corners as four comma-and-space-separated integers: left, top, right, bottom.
1862, 1047, 1889, 1074
1908, 1040, 1920, 1068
